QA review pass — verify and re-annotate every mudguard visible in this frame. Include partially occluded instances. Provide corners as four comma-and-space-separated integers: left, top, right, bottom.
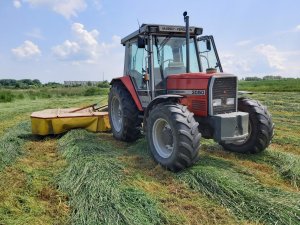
144, 94, 183, 119
110, 76, 143, 111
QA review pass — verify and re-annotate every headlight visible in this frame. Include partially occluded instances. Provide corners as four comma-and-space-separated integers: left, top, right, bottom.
226, 98, 235, 105
212, 99, 222, 106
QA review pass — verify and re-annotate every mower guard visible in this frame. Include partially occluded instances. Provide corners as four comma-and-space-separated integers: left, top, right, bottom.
31, 107, 111, 135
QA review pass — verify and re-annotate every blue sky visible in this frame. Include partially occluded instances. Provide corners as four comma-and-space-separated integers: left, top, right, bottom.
0, 0, 299, 82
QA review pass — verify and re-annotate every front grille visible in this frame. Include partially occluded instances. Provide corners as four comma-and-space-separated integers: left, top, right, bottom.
212, 77, 237, 115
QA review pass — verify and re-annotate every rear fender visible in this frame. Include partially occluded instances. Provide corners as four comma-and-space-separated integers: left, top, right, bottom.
110, 76, 143, 111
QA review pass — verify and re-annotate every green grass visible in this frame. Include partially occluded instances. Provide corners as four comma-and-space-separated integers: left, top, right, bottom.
57, 130, 166, 225
0, 86, 109, 102
177, 155, 300, 225
0, 89, 300, 224
0, 122, 31, 171
238, 79, 300, 92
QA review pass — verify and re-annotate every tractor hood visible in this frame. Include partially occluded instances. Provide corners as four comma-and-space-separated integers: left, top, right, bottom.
167, 72, 236, 90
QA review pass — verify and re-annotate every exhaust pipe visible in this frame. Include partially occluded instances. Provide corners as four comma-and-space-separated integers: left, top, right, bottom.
183, 11, 190, 73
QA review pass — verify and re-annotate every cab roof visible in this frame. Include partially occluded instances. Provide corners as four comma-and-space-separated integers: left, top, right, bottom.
121, 24, 203, 45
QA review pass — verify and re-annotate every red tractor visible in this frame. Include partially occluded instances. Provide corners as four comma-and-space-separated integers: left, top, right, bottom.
108, 12, 274, 172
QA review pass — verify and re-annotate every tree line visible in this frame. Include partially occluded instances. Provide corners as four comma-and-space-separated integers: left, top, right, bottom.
242, 75, 298, 81
0, 79, 110, 89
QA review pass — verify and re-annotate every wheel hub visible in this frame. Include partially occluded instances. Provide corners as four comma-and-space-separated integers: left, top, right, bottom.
111, 96, 123, 132
152, 118, 174, 158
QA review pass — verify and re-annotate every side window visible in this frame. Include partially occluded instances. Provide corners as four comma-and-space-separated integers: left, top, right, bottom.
128, 42, 147, 89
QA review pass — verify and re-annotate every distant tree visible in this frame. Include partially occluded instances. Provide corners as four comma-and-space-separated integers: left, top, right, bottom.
245, 76, 262, 81
32, 79, 42, 86
263, 75, 282, 80
97, 80, 110, 88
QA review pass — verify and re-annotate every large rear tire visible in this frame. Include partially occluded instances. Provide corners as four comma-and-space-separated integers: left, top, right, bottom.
220, 98, 274, 153
108, 82, 141, 142
147, 103, 201, 172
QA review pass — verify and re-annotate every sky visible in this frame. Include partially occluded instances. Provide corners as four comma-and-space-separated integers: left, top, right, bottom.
0, 0, 299, 83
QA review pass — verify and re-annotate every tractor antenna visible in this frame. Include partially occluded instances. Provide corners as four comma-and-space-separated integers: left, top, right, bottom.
183, 11, 190, 73
137, 19, 141, 33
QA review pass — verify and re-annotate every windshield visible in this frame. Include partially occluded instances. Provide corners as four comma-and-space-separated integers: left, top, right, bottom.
152, 36, 200, 86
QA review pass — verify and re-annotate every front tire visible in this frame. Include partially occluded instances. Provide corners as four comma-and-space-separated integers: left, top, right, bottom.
108, 82, 141, 142
147, 103, 201, 172
220, 98, 274, 153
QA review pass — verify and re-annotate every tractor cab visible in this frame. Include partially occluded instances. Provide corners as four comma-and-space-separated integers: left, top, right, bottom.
121, 23, 222, 107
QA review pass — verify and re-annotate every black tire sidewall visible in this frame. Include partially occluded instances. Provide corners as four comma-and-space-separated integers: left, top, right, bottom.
108, 86, 125, 139
220, 98, 273, 153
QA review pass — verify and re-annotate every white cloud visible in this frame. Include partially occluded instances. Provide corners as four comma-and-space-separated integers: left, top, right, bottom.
255, 44, 285, 70
12, 40, 41, 59
25, 28, 44, 39
221, 53, 251, 75
72, 23, 99, 46
52, 40, 80, 60
296, 25, 300, 32
13, 0, 22, 8
236, 40, 252, 47
52, 23, 120, 63
23, 0, 87, 19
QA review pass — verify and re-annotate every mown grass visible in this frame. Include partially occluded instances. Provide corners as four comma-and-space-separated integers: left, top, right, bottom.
0, 136, 69, 225
0, 95, 106, 225
0, 122, 30, 171
1, 88, 299, 224
177, 155, 300, 225
57, 130, 165, 225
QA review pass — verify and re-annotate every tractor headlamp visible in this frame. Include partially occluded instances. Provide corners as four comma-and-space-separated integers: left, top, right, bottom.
226, 98, 235, 105
212, 99, 222, 107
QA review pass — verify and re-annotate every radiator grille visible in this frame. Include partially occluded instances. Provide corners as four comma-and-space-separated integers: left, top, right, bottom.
212, 77, 237, 115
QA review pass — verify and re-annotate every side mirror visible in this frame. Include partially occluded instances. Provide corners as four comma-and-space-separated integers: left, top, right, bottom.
206, 40, 211, 51
137, 36, 145, 48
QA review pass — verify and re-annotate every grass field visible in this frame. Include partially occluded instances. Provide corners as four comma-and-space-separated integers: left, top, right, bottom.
0, 88, 299, 224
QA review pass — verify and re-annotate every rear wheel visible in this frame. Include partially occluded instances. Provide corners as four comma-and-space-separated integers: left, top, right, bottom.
108, 82, 141, 141
220, 98, 274, 153
147, 103, 201, 172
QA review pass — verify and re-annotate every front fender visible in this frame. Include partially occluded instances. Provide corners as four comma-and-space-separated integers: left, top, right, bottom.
144, 94, 183, 119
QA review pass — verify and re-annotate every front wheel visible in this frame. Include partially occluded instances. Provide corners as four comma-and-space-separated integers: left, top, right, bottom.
147, 103, 201, 172
220, 98, 274, 153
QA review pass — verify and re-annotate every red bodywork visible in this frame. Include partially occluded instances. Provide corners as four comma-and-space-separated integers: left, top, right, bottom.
167, 73, 214, 116
113, 73, 215, 116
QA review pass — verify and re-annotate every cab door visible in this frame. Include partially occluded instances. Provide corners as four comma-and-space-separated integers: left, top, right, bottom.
124, 39, 151, 108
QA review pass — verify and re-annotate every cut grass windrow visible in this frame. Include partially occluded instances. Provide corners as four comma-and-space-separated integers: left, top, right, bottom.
0, 122, 30, 171
255, 150, 300, 189
57, 130, 165, 225
0, 137, 69, 225
177, 155, 300, 225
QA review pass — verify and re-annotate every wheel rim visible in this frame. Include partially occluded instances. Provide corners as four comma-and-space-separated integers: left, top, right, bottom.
232, 120, 252, 145
152, 118, 174, 158
111, 96, 123, 132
